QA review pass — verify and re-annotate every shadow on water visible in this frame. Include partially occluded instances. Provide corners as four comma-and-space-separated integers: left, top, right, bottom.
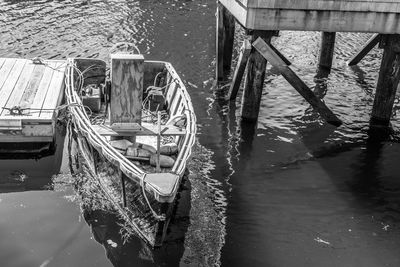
215, 32, 400, 265
345, 128, 400, 224
298, 63, 400, 213
289, 63, 400, 224
349, 65, 376, 98
349, 128, 388, 196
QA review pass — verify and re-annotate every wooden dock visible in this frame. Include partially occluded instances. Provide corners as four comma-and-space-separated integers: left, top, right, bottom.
217, 0, 400, 127
0, 58, 66, 143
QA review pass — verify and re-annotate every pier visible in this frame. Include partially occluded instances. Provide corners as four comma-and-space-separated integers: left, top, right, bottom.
217, 0, 400, 127
0, 58, 66, 143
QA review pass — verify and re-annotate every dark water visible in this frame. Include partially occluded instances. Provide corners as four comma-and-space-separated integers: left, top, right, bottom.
1, 0, 400, 266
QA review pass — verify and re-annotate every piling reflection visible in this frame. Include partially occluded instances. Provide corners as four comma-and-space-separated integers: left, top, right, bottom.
314, 66, 331, 99
349, 128, 387, 196
237, 120, 257, 162
349, 65, 376, 98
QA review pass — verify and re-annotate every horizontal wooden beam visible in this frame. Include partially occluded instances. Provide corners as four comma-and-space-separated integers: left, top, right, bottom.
248, 9, 400, 33
244, 0, 400, 13
0, 135, 53, 143
219, 0, 400, 33
93, 123, 186, 137
252, 37, 342, 126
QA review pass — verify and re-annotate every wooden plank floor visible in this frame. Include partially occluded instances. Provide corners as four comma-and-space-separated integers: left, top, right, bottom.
0, 58, 66, 142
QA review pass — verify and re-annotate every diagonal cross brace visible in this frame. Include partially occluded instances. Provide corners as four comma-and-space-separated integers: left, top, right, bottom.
348, 34, 381, 66
252, 37, 342, 127
227, 39, 252, 100
228, 40, 292, 101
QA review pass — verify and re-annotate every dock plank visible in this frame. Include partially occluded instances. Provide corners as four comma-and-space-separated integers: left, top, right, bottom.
19, 64, 46, 110
39, 61, 66, 120
30, 63, 56, 117
0, 59, 27, 116
1, 61, 35, 116
0, 58, 17, 92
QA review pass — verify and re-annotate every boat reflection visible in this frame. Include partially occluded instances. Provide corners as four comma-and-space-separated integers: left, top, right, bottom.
81, 175, 191, 266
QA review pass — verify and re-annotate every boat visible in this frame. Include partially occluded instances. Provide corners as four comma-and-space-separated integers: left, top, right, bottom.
64, 48, 196, 247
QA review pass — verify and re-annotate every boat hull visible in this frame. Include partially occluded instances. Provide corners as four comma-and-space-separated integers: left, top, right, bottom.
66, 57, 196, 247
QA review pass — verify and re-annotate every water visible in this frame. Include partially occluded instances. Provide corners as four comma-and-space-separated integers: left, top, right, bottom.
1, 0, 400, 266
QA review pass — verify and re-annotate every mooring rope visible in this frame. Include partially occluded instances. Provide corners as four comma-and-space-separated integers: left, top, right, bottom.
109, 42, 141, 55
1, 102, 92, 116
30, 57, 67, 71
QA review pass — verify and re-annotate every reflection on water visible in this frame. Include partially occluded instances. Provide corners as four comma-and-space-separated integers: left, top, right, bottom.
0, 123, 65, 193
82, 175, 192, 267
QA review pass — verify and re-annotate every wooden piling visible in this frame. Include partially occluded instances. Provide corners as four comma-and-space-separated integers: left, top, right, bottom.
110, 54, 144, 142
253, 37, 342, 126
227, 40, 290, 101
370, 34, 400, 126
348, 34, 381, 66
319, 32, 336, 71
121, 173, 127, 207
216, 3, 235, 81
241, 31, 274, 122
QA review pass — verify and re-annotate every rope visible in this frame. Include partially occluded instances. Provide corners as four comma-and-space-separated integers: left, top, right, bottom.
1, 102, 90, 116
109, 42, 141, 54
31, 57, 67, 71
141, 75, 178, 122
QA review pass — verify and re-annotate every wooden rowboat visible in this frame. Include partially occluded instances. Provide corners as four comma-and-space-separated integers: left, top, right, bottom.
65, 54, 196, 247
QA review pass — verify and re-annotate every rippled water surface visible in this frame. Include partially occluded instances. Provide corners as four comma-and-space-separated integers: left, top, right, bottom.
1, 0, 400, 266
